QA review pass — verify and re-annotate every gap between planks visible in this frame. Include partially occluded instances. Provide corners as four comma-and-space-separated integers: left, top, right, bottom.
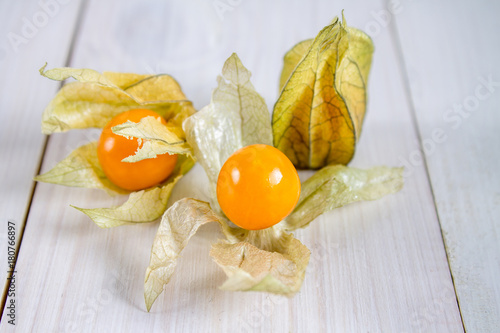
385, 0, 466, 330
0, 0, 90, 319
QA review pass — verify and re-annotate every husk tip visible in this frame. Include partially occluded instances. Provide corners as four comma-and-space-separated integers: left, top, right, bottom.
39, 62, 48, 75
145, 298, 153, 312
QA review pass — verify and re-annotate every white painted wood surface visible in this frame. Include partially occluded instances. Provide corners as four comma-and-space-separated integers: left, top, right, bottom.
1, 0, 496, 331
393, 0, 500, 331
0, 0, 83, 303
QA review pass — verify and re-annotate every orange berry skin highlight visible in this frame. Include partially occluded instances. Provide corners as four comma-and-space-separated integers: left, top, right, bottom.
216, 144, 301, 230
97, 109, 178, 191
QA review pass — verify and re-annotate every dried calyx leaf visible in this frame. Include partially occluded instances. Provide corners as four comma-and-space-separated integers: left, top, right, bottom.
74, 155, 195, 228
34, 141, 127, 196
111, 116, 192, 162
278, 39, 312, 92
283, 165, 404, 231
144, 198, 310, 311
183, 53, 272, 211
210, 226, 310, 296
144, 198, 221, 311
40, 65, 195, 134
273, 14, 374, 169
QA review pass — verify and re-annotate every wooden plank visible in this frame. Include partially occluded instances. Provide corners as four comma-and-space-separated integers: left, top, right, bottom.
2, 0, 463, 331
392, 0, 500, 331
0, 0, 84, 306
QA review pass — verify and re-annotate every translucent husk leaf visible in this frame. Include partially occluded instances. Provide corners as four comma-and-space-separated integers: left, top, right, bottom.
74, 155, 195, 228
210, 226, 310, 296
183, 53, 273, 211
283, 165, 404, 231
34, 141, 127, 196
278, 39, 313, 92
40, 65, 195, 134
273, 14, 374, 168
74, 177, 179, 228
144, 198, 221, 311
144, 198, 310, 311
111, 116, 192, 162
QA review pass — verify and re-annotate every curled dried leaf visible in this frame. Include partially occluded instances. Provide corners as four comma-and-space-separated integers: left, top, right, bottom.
111, 116, 192, 162
73, 177, 180, 228
40, 65, 195, 134
210, 226, 310, 296
273, 15, 374, 168
144, 198, 221, 311
34, 141, 127, 196
284, 165, 404, 231
144, 198, 311, 311
74, 155, 195, 228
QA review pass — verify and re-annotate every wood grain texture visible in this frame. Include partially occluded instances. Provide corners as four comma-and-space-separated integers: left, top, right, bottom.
1, 0, 464, 331
393, 0, 500, 331
0, 0, 83, 303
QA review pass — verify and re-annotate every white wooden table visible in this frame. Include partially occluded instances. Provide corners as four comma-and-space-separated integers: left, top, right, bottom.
1, 0, 498, 332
